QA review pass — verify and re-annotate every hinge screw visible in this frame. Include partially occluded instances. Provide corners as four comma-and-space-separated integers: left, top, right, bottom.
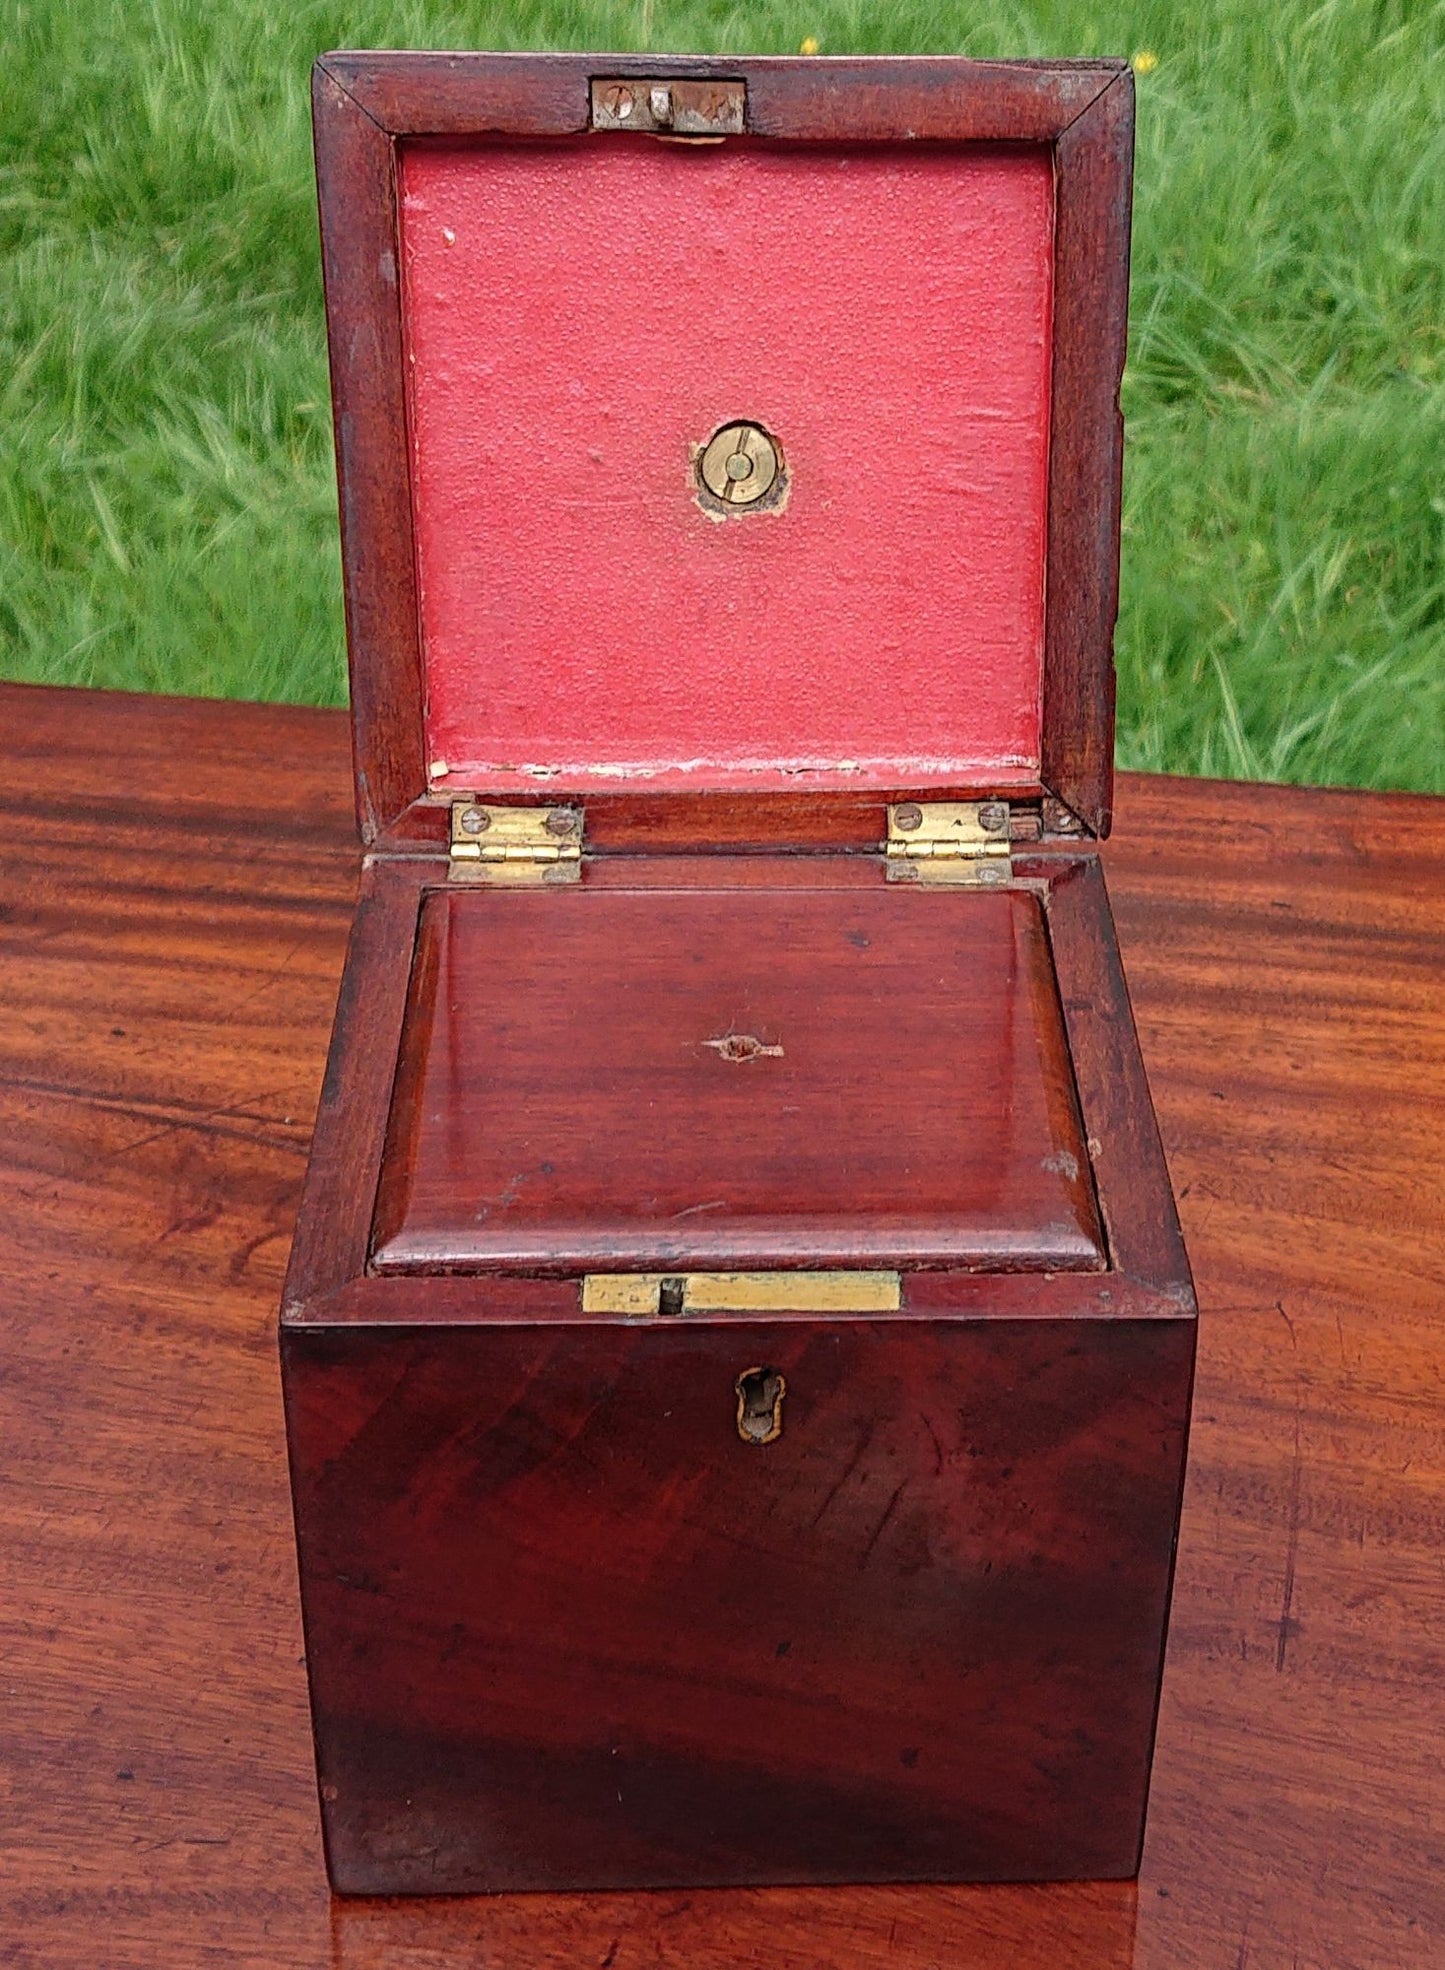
601, 84, 634, 119
977, 801, 1009, 835
894, 803, 923, 832
544, 808, 580, 837
458, 808, 490, 835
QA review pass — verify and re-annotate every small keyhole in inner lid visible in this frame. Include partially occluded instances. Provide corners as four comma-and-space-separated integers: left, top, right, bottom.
725, 452, 754, 482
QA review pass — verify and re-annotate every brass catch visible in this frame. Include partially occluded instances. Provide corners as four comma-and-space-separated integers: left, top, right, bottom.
449, 803, 583, 885
697, 421, 783, 509
885, 801, 1013, 887
590, 78, 745, 136
581, 1271, 902, 1316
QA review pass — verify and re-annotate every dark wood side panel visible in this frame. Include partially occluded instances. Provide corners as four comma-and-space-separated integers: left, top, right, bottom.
281, 857, 432, 1312
1047, 855, 1192, 1300
312, 67, 426, 842
323, 52, 1122, 143
1041, 72, 1133, 838
285, 1313, 1193, 1893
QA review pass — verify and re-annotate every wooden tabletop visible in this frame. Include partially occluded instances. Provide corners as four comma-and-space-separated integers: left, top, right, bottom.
2, 683, 1442, 1970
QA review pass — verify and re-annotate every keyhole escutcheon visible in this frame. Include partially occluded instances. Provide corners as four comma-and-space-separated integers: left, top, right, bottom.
735, 1366, 786, 1445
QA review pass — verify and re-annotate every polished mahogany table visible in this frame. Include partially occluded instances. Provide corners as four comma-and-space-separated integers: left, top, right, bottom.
2, 683, 1442, 1970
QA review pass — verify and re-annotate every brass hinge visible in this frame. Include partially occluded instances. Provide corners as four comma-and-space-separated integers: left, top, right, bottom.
885, 801, 1013, 887
449, 803, 583, 885
591, 77, 745, 137
582, 1271, 902, 1316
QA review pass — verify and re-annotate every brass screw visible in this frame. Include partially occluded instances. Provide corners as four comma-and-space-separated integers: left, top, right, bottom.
978, 864, 1008, 886
978, 801, 1009, 834
459, 808, 490, 835
894, 803, 923, 832
544, 808, 579, 837
601, 84, 635, 120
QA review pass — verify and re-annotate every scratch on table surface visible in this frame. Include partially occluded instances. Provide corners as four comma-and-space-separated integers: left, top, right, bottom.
1275, 1390, 1304, 1673
228, 1224, 291, 1283
8, 1075, 309, 1161
221, 934, 311, 1022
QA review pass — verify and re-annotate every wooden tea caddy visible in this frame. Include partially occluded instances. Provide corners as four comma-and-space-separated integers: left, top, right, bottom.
282, 51, 1196, 1895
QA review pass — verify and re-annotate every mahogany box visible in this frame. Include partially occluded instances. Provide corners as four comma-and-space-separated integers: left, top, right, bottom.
281, 51, 1196, 1895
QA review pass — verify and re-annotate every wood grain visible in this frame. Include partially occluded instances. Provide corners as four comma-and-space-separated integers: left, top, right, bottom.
312, 66, 425, 842
322, 52, 1121, 145
285, 1315, 1189, 1892
369, 883, 1105, 1273
2, 686, 1443, 1963
1041, 70, 1133, 836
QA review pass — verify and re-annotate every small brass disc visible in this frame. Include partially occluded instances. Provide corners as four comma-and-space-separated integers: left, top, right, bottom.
699, 422, 780, 506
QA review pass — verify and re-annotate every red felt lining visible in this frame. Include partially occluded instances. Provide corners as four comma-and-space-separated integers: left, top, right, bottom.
399, 137, 1054, 794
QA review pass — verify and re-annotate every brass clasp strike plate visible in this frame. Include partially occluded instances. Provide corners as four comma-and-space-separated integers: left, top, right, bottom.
581, 1271, 902, 1316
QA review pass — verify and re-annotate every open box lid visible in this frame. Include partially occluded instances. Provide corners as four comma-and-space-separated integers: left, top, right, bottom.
314, 53, 1133, 843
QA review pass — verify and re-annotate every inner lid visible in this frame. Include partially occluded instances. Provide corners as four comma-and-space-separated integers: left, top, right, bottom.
370, 884, 1104, 1274
399, 137, 1055, 795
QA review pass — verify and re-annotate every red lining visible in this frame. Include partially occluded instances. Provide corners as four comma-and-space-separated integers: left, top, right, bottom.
400, 138, 1054, 793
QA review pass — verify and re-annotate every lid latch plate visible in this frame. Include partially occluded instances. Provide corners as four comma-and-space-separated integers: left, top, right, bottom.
590, 77, 746, 136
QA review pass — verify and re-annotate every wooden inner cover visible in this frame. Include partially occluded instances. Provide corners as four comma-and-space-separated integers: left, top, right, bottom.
399, 138, 1054, 795
371, 883, 1104, 1274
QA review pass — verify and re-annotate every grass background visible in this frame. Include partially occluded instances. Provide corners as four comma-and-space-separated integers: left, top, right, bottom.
2, 0, 1442, 790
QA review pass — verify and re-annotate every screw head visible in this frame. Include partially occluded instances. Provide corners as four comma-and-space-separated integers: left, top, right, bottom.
977, 801, 1009, 834
459, 807, 490, 836
977, 863, 1008, 886
602, 84, 634, 119
544, 808, 579, 837
894, 803, 924, 833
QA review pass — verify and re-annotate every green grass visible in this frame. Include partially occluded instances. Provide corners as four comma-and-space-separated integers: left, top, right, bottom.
3, 0, 1443, 790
